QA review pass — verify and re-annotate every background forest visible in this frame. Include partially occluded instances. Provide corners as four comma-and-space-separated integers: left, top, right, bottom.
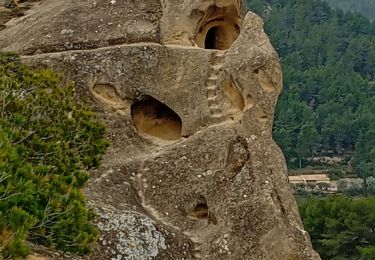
323, 0, 375, 21
247, 0, 375, 173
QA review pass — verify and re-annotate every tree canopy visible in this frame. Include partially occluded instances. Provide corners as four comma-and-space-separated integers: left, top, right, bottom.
299, 196, 375, 259
323, 0, 375, 21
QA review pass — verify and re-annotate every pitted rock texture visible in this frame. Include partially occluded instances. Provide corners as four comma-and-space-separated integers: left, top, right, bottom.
0, 0, 321, 259
94, 207, 167, 259
0, 0, 162, 54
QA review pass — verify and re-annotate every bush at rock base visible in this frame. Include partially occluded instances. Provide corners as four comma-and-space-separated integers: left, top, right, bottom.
0, 52, 108, 258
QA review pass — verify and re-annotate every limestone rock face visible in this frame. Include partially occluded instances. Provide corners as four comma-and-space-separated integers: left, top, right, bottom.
0, 0, 320, 259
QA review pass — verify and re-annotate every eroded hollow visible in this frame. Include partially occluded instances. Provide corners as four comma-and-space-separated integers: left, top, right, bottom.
190, 203, 209, 219
223, 80, 245, 111
187, 196, 209, 220
223, 79, 255, 115
255, 68, 275, 93
196, 5, 242, 50
131, 96, 182, 141
92, 83, 128, 110
186, 196, 218, 224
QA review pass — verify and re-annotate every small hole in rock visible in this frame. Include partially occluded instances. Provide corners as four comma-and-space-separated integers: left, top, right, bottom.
234, 24, 240, 33
189, 203, 209, 219
131, 96, 182, 141
254, 69, 259, 74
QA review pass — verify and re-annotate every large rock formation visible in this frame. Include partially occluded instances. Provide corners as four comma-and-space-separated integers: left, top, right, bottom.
0, 0, 320, 259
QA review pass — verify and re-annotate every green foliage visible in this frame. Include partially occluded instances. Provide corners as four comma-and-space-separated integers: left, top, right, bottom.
247, 0, 375, 169
0, 52, 108, 258
323, 0, 375, 21
327, 166, 345, 180
299, 196, 375, 260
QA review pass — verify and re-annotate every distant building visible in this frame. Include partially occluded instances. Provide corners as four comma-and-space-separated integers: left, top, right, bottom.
289, 173, 337, 192
289, 174, 330, 185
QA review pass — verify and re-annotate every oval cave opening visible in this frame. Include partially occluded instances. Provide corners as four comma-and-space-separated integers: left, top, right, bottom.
204, 24, 238, 50
131, 96, 182, 141
196, 5, 241, 50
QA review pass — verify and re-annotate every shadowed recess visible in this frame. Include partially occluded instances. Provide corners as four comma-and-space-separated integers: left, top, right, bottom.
187, 201, 209, 220
196, 5, 241, 50
131, 96, 182, 141
223, 80, 245, 111
191, 203, 209, 219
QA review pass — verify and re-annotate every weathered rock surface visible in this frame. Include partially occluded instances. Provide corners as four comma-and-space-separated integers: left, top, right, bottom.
0, 0, 320, 259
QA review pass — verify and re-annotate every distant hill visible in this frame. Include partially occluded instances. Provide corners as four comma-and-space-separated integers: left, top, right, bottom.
323, 0, 375, 21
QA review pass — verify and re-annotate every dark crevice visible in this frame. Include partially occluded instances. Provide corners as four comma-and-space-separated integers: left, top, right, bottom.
186, 196, 217, 224
192, 203, 209, 219
205, 27, 218, 49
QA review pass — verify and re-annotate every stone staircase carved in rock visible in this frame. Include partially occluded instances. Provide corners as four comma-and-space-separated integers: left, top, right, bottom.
206, 51, 226, 122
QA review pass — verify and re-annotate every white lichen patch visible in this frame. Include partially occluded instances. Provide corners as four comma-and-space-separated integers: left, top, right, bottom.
96, 210, 167, 259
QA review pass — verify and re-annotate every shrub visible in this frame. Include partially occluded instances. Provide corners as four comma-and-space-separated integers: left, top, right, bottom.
0, 52, 108, 258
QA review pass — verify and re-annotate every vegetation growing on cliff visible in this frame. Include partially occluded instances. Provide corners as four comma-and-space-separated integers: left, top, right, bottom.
0, 52, 108, 258
247, 0, 375, 170
299, 196, 375, 259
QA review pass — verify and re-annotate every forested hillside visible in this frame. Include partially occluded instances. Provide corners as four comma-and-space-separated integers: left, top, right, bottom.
247, 0, 375, 171
323, 0, 375, 21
